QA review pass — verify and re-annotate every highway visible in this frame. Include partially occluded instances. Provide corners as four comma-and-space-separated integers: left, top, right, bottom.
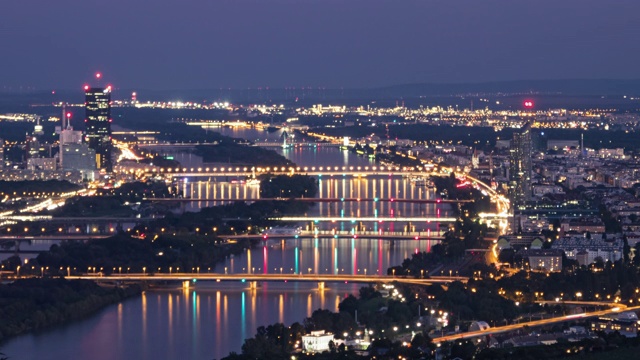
431, 304, 636, 343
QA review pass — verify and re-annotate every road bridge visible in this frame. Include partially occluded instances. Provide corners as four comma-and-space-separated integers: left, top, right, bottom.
432, 304, 634, 343
0, 234, 111, 242
0, 216, 161, 224
144, 197, 471, 204
133, 165, 441, 178
226, 231, 445, 241
64, 273, 467, 287
269, 216, 457, 223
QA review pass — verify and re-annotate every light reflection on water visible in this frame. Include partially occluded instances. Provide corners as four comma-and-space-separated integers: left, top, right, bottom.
1, 128, 441, 359
1, 282, 361, 360
217, 237, 438, 277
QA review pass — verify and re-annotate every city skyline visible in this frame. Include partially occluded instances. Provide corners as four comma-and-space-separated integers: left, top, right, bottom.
3, 1, 640, 359
2, 0, 640, 90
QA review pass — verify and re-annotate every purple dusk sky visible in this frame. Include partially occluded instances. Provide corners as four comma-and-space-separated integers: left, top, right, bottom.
1, 0, 640, 90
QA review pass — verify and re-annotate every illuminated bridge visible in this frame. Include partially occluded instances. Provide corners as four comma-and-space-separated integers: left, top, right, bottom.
0, 234, 111, 242
131, 165, 440, 178
268, 216, 457, 223
226, 230, 445, 241
144, 197, 471, 204
0, 215, 160, 224
65, 273, 468, 288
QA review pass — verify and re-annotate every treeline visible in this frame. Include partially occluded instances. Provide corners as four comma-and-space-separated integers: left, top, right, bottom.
9, 199, 317, 274
196, 143, 293, 166
318, 123, 640, 151
223, 285, 436, 360
48, 197, 134, 217
98, 181, 172, 202
388, 175, 492, 274
0, 180, 81, 196
18, 233, 253, 275
394, 256, 640, 322
46, 182, 173, 218
150, 199, 315, 233
0, 278, 140, 343
477, 332, 640, 360
260, 174, 318, 198
490, 260, 640, 302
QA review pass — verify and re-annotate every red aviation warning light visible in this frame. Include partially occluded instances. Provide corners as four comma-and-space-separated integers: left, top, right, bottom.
523, 100, 534, 109
95, 72, 102, 79
84, 85, 89, 91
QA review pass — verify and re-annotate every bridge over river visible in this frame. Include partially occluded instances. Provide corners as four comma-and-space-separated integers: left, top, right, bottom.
65, 273, 468, 289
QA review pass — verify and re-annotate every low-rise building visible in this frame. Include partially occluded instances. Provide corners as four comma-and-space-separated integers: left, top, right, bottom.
552, 234, 623, 265
497, 233, 545, 250
520, 248, 563, 272
560, 217, 606, 234
591, 312, 640, 337
302, 330, 334, 353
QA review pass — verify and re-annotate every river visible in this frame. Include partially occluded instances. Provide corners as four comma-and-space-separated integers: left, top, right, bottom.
1, 127, 443, 360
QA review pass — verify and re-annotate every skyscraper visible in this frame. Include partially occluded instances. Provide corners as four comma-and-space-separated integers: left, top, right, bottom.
509, 122, 532, 211
84, 86, 112, 172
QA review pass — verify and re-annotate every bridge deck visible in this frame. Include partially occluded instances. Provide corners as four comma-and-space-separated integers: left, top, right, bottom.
65, 273, 467, 284
144, 197, 471, 204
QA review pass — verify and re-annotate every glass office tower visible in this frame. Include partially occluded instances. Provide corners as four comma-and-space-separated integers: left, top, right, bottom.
84, 87, 112, 172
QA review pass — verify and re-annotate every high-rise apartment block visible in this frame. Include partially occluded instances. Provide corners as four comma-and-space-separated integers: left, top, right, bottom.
84, 87, 112, 172
509, 122, 532, 210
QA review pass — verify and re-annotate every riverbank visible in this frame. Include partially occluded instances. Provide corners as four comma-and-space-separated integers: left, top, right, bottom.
0, 278, 142, 344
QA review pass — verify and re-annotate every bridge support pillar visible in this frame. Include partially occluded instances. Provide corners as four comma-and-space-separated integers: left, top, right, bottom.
182, 280, 190, 289
318, 281, 325, 291
249, 281, 259, 289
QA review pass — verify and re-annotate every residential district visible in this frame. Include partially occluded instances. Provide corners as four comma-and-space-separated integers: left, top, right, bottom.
1, 87, 640, 360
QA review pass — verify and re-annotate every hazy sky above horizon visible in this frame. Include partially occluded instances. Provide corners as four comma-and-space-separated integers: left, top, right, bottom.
2, 0, 640, 90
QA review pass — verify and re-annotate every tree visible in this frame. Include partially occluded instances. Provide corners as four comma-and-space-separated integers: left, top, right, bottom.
450, 340, 476, 360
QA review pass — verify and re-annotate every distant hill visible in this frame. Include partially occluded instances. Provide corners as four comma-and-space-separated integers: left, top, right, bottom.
374, 79, 640, 97
1, 79, 639, 107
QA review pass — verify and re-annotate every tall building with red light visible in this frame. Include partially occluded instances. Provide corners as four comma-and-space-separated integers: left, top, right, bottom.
84, 86, 112, 172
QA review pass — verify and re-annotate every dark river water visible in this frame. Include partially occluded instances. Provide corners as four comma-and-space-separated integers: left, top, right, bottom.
1, 127, 443, 360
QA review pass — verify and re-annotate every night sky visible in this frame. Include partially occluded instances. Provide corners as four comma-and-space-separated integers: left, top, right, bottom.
2, 0, 639, 90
